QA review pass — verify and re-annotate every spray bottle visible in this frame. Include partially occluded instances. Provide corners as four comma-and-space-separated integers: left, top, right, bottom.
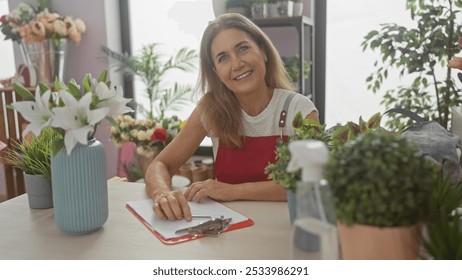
287, 140, 338, 260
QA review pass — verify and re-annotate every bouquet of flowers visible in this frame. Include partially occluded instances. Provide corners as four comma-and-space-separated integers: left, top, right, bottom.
9, 70, 131, 156
110, 115, 185, 158
0, 0, 86, 45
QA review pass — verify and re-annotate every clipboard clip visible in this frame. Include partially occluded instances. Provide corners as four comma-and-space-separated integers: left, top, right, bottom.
175, 216, 232, 237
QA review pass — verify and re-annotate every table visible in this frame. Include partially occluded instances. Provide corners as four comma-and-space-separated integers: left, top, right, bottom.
0, 181, 305, 260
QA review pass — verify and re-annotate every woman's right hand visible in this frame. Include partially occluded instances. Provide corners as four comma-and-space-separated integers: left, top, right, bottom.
152, 190, 192, 221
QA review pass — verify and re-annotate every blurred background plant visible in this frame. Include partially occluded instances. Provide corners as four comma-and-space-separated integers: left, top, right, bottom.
361, 0, 462, 130
101, 43, 198, 120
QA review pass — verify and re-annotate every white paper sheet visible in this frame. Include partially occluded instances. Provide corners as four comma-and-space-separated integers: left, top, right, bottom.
126, 198, 249, 239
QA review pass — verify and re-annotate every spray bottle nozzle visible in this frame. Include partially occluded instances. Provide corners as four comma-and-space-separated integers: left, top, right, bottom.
286, 140, 329, 182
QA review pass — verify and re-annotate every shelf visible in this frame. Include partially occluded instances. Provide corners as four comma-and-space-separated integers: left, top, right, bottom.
249, 4, 326, 124
252, 15, 314, 103
251, 16, 314, 29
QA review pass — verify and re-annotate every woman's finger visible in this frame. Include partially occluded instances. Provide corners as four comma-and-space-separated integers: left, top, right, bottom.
166, 195, 184, 220
158, 197, 176, 220
192, 188, 208, 203
153, 202, 167, 220
175, 192, 192, 221
184, 183, 200, 201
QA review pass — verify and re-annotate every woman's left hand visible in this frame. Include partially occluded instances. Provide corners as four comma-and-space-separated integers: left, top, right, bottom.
184, 179, 235, 202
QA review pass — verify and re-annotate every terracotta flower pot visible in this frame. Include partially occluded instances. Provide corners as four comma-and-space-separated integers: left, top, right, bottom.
337, 222, 422, 260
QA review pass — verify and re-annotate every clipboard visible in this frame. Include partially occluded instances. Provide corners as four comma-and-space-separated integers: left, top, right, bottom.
126, 199, 254, 245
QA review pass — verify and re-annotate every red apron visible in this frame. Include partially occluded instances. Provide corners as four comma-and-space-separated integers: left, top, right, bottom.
214, 135, 287, 184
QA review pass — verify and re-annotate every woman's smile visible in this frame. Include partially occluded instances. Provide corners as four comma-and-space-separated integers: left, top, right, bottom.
234, 70, 252, 81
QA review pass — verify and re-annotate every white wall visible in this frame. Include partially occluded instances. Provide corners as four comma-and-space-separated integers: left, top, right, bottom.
325, 0, 414, 127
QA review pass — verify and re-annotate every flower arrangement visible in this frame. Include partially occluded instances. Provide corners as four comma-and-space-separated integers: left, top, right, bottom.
102, 42, 197, 165
110, 115, 185, 157
0, 0, 86, 45
9, 70, 131, 156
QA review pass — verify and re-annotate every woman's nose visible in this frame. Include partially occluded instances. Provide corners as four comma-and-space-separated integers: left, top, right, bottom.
231, 55, 244, 70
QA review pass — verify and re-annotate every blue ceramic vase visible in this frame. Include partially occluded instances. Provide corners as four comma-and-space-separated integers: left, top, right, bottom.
51, 139, 108, 234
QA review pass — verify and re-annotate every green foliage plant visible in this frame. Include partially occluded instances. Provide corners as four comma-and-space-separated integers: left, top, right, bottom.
101, 43, 198, 120
422, 174, 462, 259
361, 0, 462, 130
1, 127, 61, 182
282, 55, 311, 85
266, 111, 383, 192
325, 130, 438, 227
265, 111, 331, 192
329, 112, 382, 147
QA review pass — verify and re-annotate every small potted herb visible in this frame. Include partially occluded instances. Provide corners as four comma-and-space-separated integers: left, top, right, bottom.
2, 127, 60, 208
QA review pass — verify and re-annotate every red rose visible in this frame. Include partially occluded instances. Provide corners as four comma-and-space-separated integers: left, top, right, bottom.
0, 15, 7, 24
151, 128, 168, 142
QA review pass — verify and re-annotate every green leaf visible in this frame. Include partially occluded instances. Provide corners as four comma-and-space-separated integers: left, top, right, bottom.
367, 112, 382, 129
12, 83, 34, 101
292, 111, 304, 128
67, 82, 82, 99
98, 69, 108, 82
38, 82, 50, 94
54, 77, 62, 91
83, 73, 91, 93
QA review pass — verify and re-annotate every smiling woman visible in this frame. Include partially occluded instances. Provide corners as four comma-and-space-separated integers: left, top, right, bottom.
143, 13, 319, 222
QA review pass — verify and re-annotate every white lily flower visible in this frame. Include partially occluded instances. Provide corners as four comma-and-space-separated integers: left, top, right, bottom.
10, 87, 53, 137
92, 80, 131, 118
52, 90, 109, 155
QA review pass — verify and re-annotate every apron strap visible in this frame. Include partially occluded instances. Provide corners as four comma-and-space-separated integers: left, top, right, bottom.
278, 92, 297, 141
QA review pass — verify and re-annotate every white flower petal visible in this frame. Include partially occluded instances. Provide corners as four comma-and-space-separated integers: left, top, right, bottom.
52, 106, 79, 130
63, 132, 78, 156
87, 107, 109, 125
95, 82, 111, 100
59, 90, 78, 107
63, 126, 93, 155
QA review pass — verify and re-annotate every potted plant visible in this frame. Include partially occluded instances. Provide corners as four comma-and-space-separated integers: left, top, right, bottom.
282, 55, 310, 90
250, 0, 268, 18
292, 0, 304, 16
266, 112, 330, 221
1, 127, 60, 208
266, 112, 382, 221
324, 130, 438, 259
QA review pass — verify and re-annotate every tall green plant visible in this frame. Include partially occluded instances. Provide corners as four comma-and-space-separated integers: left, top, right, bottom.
361, 0, 462, 130
101, 43, 198, 120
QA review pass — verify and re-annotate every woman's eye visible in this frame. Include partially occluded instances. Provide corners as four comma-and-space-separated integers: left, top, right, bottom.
238, 45, 249, 53
217, 54, 228, 63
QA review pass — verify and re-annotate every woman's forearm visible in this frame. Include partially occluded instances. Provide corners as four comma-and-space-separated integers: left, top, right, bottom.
145, 160, 174, 199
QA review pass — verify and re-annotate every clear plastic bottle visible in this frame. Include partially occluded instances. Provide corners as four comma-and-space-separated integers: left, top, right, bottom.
287, 140, 338, 260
